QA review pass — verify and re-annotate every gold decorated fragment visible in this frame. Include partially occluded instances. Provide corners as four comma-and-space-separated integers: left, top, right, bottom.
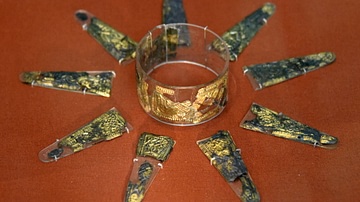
240, 103, 338, 148
58, 108, 128, 152
136, 132, 175, 161
20, 71, 115, 97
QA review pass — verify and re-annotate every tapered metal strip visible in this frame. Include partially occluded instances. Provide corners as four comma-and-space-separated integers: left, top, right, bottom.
75, 10, 137, 64
240, 103, 338, 148
162, 0, 190, 45
243, 52, 336, 90
20, 71, 116, 97
38, 108, 132, 162
213, 3, 276, 61
125, 132, 175, 202
197, 130, 260, 202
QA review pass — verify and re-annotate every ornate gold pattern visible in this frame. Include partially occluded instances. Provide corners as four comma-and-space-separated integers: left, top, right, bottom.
240, 103, 338, 148
125, 132, 175, 201
20, 71, 115, 97
243, 52, 336, 89
136, 72, 151, 112
136, 132, 175, 161
155, 85, 175, 95
125, 161, 153, 202
137, 71, 228, 125
197, 130, 260, 202
58, 108, 128, 152
212, 3, 276, 61
75, 10, 137, 63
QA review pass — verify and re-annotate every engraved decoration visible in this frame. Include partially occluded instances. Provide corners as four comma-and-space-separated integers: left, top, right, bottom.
136, 132, 175, 161
197, 130, 260, 202
125, 161, 154, 202
240, 103, 338, 148
75, 10, 138, 64
39, 108, 130, 162
137, 71, 228, 125
20, 71, 115, 97
243, 52, 336, 89
125, 132, 175, 202
212, 3, 276, 61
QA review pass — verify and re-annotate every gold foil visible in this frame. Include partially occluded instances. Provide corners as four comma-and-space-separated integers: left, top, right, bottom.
38, 108, 130, 162
240, 103, 338, 148
197, 130, 260, 202
136, 132, 175, 161
75, 10, 137, 64
213, 3, 276, 61
58, 108, 128, 152
125, 133, 175, 202
20, 71, 115, 97
137, 72, 228, 125
125, 161, 154, 202
243, 52, 336, 89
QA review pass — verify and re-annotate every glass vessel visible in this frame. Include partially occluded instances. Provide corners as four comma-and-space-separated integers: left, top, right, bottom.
136, 23, 230, 126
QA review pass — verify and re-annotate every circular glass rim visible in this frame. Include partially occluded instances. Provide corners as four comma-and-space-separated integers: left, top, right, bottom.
136, 23, 230, 90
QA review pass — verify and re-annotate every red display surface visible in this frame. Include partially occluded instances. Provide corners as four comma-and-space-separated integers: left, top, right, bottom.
0, 0, 359, 201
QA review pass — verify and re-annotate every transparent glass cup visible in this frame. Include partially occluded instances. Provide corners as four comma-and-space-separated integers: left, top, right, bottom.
136, 23, 230, 126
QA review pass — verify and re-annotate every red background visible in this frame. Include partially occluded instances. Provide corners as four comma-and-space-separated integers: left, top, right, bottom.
0, 0, 359, 201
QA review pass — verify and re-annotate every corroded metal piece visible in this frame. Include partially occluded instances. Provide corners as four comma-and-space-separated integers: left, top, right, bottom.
197, 130, 260, 202
136, 132, 175, 161
243, 52, 336, 90
213, 3, 276, 61
20, 71, 115, 97
238, 175, 260, 202
163, 0, 187, 24
197, 130, 248, 181
137, 71, 228, 125
58, 108, 128, 152
125, 161, 154, 202
240, 103, 338, 148
47, 148, 63, 159
38, 108, 131, 162
162, 0, 190, 45
75, 10, 137, 64
125, 133, 175, 202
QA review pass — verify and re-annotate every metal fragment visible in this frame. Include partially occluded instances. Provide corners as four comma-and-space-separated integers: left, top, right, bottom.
239, 175, 260, 202
162, 0, 190, 45
125, 161, 154, 202
20, 71, 115, 97
213, 3, 276, 61
243, 52, 336, 90
38, 108, 131, 162
136, 132, 175, 162
240, 103, 338, 148
75, 10, 137, 64
197, 130, 260, 202
125, 133, 175, 202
